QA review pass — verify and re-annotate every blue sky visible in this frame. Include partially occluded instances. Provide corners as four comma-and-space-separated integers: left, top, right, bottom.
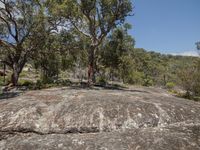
127, 0, 200, 56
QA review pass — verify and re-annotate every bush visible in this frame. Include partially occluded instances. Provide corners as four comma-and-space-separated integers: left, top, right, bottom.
125, 71, 144, 85
192, 69, 200, 96
18, 79, 34, 87
168, 89, 178, 94
19, 71, 28, 78
166, 82, 175, 89
41, 75, 54, 84
96, 76, 107, 86
0, 76, 10, 86
0, 77, 4, 86
143, 76, 154, 87
54, 79, 72, 86
33, 78, 73, 90
34, 79, 44, 89
193, 84, 200, 96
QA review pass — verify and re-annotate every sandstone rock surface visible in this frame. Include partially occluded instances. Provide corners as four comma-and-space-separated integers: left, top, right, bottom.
0, 86, 200, 150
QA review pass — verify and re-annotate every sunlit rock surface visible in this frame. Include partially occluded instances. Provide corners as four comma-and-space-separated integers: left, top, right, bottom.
0, 87, 200, 150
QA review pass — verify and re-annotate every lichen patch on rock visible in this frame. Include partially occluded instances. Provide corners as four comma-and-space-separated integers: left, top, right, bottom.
0, 87, 200, 149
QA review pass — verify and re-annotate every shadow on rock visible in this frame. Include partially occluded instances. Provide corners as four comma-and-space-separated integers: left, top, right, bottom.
68, 82, 150, 94
0, 92, 20, 100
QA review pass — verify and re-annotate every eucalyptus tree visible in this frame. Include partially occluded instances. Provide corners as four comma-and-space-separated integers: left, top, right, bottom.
48, 0, 133, 84
0, 0, 61, 86
100, 24, 135, 82
196, 42, 200, 52
0, 0, 47, 86
194, 42, 200, 96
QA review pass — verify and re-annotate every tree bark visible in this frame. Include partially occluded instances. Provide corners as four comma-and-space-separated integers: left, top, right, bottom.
3, 64, 6, 84
10, 62, 25, 86
88, 46, 95, 85
11, 69, 20, 86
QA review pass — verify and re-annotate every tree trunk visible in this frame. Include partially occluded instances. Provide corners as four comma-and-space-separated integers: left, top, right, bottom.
3, 64, 6, 84
163, 74, 166, 86
11, 62, 25, 86
11, 69, 20, 86
88, 46, 95, 85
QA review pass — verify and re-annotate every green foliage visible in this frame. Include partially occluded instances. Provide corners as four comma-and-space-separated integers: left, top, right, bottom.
33, 78, 72, 90
0, 75, 10, 86
193, 82, 200, 96
49, 0, 133, 33
178, 65, 196, 94
19, 72, 28, 78
41, 75, 54, 84
118, 55, 136, 84
0, 0, 47, 86
143, 76, 154, 87
96, 76, 107, 86
54, 79, 72, 86
18, 79, 34, 87
123, 71, 144, 85
193, 96, 200, 102
176, 58, 200, 100
0, 77, 5, 86
168, 89, 179, 95
1, 0, 199, 103
34, 80, 44, 89
48, 0, 133, 83
61, 56, 74, 71
192, 60, 200, 96
166, 82, 176, 90
100, 25, 135, 83
196, 42, 200, 50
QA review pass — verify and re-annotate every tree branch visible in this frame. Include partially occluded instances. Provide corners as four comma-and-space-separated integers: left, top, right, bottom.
70, 20, 91, 38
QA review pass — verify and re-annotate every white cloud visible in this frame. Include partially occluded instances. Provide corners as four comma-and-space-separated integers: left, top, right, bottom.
171, 51, 199, 57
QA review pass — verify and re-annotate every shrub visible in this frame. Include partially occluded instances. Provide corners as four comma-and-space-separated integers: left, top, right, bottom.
143, 76, 154, 87
54, 79, 72, 86
41, 75, 54, 84
96, 76, 107, 86
166, 82, 175, 89
18, 79, 34, 87
0, 76, 9, 86
193, 96, 200, 102
193, 83, 200, 96
34, 80, 44, 89
168, 89, 178, 94
19, 71, 28, 78
33, 78, 73, 90
0, 77, 4, 86
126, 71, 144, 85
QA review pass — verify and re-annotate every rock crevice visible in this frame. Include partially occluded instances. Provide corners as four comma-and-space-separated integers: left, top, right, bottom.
0, 87, 200, 149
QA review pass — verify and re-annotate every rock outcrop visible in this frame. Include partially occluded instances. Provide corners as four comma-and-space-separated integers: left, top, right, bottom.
0, 87, 200, 149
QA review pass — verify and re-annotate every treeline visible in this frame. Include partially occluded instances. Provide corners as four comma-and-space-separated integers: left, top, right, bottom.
0, 0, 200, 99
0, 0, 133, 85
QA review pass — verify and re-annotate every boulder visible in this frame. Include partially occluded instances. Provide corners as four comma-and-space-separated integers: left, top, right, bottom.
0, 87, 200, 149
